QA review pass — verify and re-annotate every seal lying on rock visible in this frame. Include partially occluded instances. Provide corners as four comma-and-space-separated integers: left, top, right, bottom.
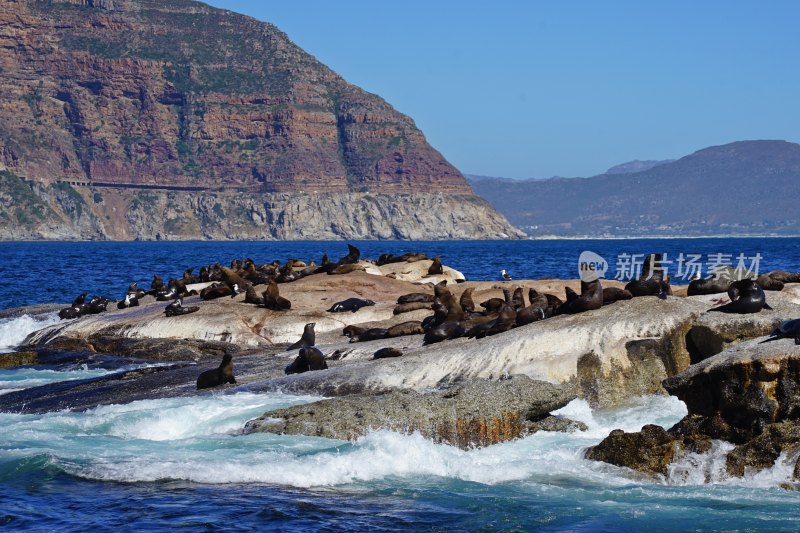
708, 279, 772, 314
164, 298, 200, 317
760, 319, 800, 344
397, 293, 434, 304
557, 279, 603, 315
373, 347, 403, 359
393, 302, 431, 314
328, 298, 375, 313
351, 328, 389, 343
288, 323, 316, 350
285, 347, 328, 375
342, 325, 367, 338
624, 253, 671, 298
196, 353, 236, 390
603, 287, 633, 305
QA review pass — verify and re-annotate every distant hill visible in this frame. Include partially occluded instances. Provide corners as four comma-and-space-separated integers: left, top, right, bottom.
605, 159, 674, 175
467, 140, 800, 237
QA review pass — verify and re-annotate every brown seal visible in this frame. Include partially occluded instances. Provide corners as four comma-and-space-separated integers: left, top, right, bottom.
397, 293, 435, 304
603, 287, 633, 304
196, 354, 236, 390
393, 302, 432, 315
342, 325, 367, 338
428, 256, 443, 275
373, 347, 403, 359
459, 288, 476, 313
557, 280, 603, 315
285, 347, 328, 374
263, 280, 291, 311
387, 321, 425, 337
328, 263, 365, 275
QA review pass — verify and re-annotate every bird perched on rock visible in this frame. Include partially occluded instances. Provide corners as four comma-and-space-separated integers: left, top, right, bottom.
500, 269, 512, 281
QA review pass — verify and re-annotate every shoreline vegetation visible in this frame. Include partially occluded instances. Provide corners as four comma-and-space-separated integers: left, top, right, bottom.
2, 246, 800, 487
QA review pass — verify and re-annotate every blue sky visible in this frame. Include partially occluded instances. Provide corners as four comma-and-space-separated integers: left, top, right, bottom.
205, 1, 800, 179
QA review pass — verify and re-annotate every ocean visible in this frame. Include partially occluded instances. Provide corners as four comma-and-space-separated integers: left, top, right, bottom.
1, 238, 799, 531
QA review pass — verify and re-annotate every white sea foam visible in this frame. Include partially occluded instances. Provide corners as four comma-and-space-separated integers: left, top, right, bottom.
0, 391, 794, 490
0, 363, 178, 395
0, 312, 61, 353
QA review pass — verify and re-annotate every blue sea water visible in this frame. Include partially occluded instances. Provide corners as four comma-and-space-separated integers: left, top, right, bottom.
1, 238, 800, 531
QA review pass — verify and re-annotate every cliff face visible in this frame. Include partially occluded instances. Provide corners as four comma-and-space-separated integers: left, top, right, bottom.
0, 0, 522, 239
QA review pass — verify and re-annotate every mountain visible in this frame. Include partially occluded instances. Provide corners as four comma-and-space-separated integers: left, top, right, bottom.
0, 0, 522, 240
467, 140, 800, 237
605, 159, 674, 175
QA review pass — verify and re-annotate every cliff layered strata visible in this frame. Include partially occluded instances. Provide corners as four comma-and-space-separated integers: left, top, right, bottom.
0, 0, 521, 239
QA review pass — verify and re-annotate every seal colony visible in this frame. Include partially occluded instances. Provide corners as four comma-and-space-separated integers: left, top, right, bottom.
9, 244, 800, 483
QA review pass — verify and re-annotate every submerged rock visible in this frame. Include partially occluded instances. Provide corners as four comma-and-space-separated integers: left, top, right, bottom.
244, 375, 578, 448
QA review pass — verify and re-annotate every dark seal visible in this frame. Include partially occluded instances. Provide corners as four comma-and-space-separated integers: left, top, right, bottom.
708, 279, 772, 314
328, 298, 375, 313
285, 347, 328, 375
288, 323, 316, 350
196, 354, 236, 390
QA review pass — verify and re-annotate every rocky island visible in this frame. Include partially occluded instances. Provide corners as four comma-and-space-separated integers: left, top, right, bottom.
3, 246, 800, 487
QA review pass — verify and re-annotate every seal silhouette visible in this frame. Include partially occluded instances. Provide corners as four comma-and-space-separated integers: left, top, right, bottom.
288, 323, 316, 350
285, 347, 328, 375
196, 354, 236, 390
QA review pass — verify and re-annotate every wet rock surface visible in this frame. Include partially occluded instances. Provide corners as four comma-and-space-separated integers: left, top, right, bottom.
243, 376, 578, 448
587, 337, 800, 483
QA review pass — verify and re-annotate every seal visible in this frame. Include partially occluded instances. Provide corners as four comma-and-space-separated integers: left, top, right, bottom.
624, 254, 671, 298
149, 275, 165, 295
479, 297, 505, 314
765, 270, 800, 283
760, 319, 800, 344
755, 274, 784, 291
397, 293, 435, 304
85, 296, 111, 315
423, 321, 465, 344
708, 279, 772, 314
244, 285, 265, 305
263, 280, 291, 311
459, 288, 476, 314
338, 244, 361, 265
557, 279, 603, 315
603, 287, 633, 305
393, 302, 432, 315
374, 347, 403, 359
376, 252, 428, 265
288, 323, 316, 350
116, 293, 139, 309
427, 256, 443, 276
164, 297, 200, 317
468, 304, 516, 338
342, 325, 367, 338
220, 267, 252, 294
328, 263, 365, 276
351, 328, 389, 343
196, 353, 236, 390
200, 283, 232, 300
328, 298, 375, 313
285, 347, 328, 375
510, 287, 525, 310
387, 321, 425, 337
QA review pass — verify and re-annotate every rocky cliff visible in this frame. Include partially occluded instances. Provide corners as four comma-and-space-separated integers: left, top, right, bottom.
0, 0, 522, 240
